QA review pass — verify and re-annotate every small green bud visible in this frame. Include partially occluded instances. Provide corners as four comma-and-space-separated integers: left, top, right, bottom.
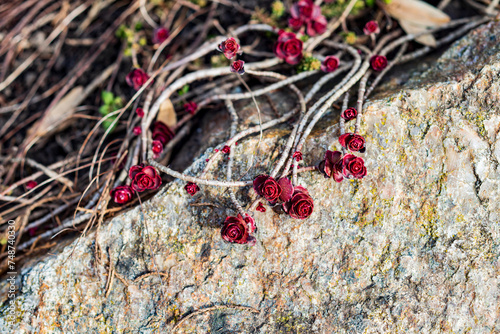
344, 31, 357, 45
178, 85, 190, 96
297, 55, 321, 73
99, 105, 110, 116
113, 97, 123, 107
271, 1, 285, 18
102, 117, 118, 132
101, 91, 114, 105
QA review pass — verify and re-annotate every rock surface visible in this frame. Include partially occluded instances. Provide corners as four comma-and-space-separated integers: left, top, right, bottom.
2, 21, 500, 333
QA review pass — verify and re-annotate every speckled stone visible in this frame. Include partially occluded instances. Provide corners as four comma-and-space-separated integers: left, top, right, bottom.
2, 21, 500, 333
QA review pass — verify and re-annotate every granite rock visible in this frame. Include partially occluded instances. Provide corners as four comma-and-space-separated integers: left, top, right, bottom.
2, 21, 500, 333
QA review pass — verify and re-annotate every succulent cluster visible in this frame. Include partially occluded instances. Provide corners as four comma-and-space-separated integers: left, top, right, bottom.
274, 31, 303, 65
106, 0, 451, 248
111, 5, 378, 245
288, 0, 327, 36
125, 68, 151, 91
110, 164, 162, 204
218, 37, 246, 74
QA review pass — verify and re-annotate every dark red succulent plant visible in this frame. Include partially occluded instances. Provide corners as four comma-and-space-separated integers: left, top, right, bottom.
111, 185, 133, 204
339, 133, 366, 153
230, 60, 245, 74
370, 55, 387, 71
152, 140, 163, 155
293, 151, 303, 162
221, 214, 256, 245
125, 68, 151, 90
133, 126, 142, 136
184, 182, 200, 196
218, 37, 240, 59
319, 150, 344, 182
26, 180, 37, 189
153, 27, 170, 44
183, 101, 197, 115
221, 145, 230, 154
129, 164, 162, 192
152, 121, 174, 146
136, 107, 144, 118
289, 0, 327, 36
363, 20, 380, 35
253, 174, 293, 204
342, 154, 367, 180
283, 186, 314, 219
274, 31, 303, 65
341, 107, 357, 121
319, 150, 367, 182
256, 202, 266, 212
321, 55, 339, 73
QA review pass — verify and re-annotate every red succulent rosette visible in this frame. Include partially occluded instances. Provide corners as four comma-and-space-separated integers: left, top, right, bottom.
26, 180, 37, 189
341, 107, 357, 121
342, 154, 367, 179
136, 107, 144, 118
289, 0, 327, 36
306, 14, 327, 36
256, 202, 266, 212
292, 151, 303, 161
151, 140, 163, 155
291, 0, 321, 21
153, 27, 169, 44
230, 60, 245, 74
218, 37, 240, 59
221, 145, 230, 154
183, 101, 197, 115
283, 186, 314, 219
363, 20, 380, 35
129, 164, 162, 192
152, 121, 174, 145
125, 68, 151, 90
288, 17, 303, 31
184, 182, 199, 196
253, 174, 293, 204
244, 214, 256, 234
221, 214, 256, 245
274, 32, 303, 65
370, 55, 387, 71
319, 150, 344, 182
111, 185, 133, 204
321, 55, 339, 73
339, 133, 366, 153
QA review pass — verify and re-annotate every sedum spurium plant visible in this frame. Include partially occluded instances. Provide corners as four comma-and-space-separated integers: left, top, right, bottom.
0, 0, 491, 273
105, 0, 488, 247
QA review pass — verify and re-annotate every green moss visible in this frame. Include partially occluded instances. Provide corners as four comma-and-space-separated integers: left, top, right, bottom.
322, 0, 365, 19
297, 55, 321, 73
342, 31, 357, 45
210, 54, 230, 68
271, 1, 285, 18
190, 0, 207, 7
